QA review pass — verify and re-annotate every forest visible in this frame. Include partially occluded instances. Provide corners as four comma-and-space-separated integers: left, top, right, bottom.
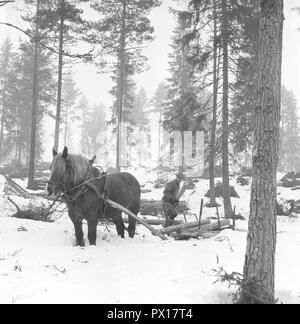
0, 0, 299, 305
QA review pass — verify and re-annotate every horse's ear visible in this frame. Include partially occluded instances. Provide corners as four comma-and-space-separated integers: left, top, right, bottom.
89, 155, 96, 164
52, 148, 58, 157
62, 146, 68, 159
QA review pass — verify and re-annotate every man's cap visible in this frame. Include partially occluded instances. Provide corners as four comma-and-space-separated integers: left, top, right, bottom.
175, 172, 186, 178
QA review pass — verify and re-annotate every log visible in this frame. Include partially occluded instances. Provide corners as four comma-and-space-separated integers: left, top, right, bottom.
181, 219, 230, 233
104, 197, 168, 240
173, 230, 221, 240
123, 217, 182, 226
159, 219, 211, 234
140, 199, 189, 215
172, 220, 230, 240
199, 231, 221, 239
173, 232, 200, 240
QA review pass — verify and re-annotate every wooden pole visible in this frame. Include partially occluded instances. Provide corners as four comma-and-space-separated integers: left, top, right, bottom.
198, 198, 204, 230
183, 213, 187, 223
103, 196, 168, 240
122, 217, 181, 226
216, 206, 221, 230
233, 205, 236, 230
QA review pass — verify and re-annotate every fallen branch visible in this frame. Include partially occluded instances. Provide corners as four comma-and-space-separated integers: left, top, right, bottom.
1, 173, 34, 199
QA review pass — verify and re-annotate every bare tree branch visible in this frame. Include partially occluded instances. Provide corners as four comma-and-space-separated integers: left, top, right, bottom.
0, 1, 14, 8
0, 22, 95, 60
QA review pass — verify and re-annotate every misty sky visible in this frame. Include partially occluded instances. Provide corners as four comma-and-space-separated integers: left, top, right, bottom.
1, 0, 299, 106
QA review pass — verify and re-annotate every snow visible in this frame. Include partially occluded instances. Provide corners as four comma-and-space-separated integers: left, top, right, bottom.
0, 173, 300, 304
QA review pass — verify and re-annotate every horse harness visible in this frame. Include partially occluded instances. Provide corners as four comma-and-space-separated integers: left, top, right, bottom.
58, 163, 108, 204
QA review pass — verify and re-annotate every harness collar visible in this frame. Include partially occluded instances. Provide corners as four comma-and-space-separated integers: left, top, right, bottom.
62, 167, 107, 203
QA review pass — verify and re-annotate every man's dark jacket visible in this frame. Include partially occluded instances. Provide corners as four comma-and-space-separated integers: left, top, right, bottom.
162, 179, 180, 204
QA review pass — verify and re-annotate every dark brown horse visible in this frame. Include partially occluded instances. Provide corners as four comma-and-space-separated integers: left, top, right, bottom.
46, 147, 141, 246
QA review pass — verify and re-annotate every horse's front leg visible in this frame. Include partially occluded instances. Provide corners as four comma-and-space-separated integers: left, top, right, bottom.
68, 206, 85, 247
87, 216, 98, 246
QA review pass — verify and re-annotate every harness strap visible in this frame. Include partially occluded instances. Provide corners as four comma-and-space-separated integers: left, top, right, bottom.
63, 167, 107, 203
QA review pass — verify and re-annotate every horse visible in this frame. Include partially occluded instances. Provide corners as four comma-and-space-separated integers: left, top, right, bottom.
46, 146, 141, 246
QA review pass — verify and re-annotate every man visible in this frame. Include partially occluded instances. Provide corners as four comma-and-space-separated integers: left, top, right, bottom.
162, 172, 185, 227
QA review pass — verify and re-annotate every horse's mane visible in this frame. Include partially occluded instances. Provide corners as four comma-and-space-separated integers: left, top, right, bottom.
52, 153, 90, 187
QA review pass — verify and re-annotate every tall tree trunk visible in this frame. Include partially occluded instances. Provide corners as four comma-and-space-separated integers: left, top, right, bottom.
27, 0, 40, 189
221, 0, 232, 218
0, 80, 7, 157
0, 62, 8, 157
116, 0, 127, 172
158, 108, 162, 166
242, 0, 284, 304
209, 0, 218, 207
181, 131, 185, 168
64, 104, 68, 146
54, 0, 65, 151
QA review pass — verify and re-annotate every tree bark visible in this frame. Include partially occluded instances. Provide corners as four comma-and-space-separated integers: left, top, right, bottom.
64, 104, 68, 147
0, 63, 7, 156
54, 0, 65, 151
221, 0, 233, 218
116, 0, 127, 172
209, 0, 218, 206
157, 108, 162, 166
242, 0, 284, 304
27, 0, 40, 189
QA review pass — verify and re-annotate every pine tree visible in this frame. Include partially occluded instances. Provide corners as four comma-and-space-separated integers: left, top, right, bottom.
26, 0, 41, 189
80, 97, 107, 158
0, 37, 14, 158
90, 0, 161, 171
231, 0, 259, 154
242, 0, 284, 304
130, 87, 150, 166
36, 0, 90, 151
60, 71, 80, 148
7, 40, 56, 165
151, 82, 167, 166
163, 15, 206, 167
279, 86, 300, 171
130, 88, 149, 132
179, 0, 259, 214
220, 0, 233, 219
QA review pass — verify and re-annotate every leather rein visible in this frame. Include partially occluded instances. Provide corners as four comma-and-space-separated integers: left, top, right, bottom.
48, 164, 107, 203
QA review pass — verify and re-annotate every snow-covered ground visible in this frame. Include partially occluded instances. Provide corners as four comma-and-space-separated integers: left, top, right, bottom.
0, 172, 300, 304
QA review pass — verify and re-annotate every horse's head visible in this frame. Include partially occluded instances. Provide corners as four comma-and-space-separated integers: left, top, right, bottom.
46, 146, 91, 197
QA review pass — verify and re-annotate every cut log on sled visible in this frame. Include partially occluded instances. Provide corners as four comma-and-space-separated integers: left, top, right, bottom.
159, 219, 211, 234
140, 199, 189, 216
173, 230, 221, 240
181, 219, 231, 233
173, 232, 200, 240
103, 197, 168, 240
123, 217, 182, 226
172, 220, 230, 240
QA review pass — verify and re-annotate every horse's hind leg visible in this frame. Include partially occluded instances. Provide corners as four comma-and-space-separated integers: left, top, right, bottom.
127, 216, 136, 238
87, 216, 98, 246
113, 212, 125, 238
127, 203, 139, 238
